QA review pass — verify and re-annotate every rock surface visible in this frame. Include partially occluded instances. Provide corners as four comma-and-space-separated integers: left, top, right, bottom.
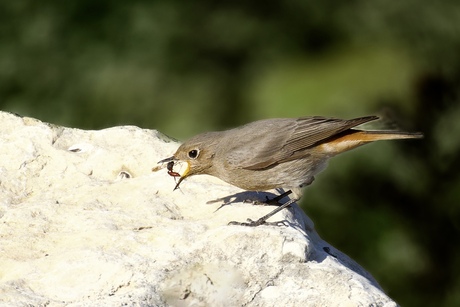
0, 111, 397, 306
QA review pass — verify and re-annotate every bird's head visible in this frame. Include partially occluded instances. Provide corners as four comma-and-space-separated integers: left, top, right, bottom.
158, 132, 220, 190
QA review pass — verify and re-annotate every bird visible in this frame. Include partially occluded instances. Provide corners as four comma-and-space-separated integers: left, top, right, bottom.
158, 115, 422, 226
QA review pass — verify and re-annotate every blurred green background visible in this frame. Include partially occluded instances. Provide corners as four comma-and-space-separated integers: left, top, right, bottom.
1, 1, 459, 306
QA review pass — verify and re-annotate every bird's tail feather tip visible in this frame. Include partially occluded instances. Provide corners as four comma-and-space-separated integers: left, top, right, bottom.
364, 130, 424, 140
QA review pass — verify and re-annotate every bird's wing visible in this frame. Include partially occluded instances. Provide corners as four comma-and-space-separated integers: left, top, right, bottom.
226, 116, 378, 170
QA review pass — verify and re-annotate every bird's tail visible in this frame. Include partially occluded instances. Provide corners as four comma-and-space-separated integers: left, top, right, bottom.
352, 130, 424, 141
319, 130, 423, 154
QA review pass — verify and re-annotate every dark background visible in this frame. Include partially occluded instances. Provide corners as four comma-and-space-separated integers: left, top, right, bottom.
1, 1, 459, 306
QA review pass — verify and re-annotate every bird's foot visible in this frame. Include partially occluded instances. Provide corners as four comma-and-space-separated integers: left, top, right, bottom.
228, 218, 288, 227
228, 197, 298, 227
228, 218, 265, 227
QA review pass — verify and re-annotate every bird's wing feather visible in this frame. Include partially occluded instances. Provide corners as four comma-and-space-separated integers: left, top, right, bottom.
226, 116, 378, 170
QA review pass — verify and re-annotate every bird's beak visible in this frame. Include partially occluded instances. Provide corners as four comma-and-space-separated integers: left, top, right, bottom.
157, 156, 176, 164
174, 175, 185, 190
157, 156, 190, 191
173, 161, 190, 190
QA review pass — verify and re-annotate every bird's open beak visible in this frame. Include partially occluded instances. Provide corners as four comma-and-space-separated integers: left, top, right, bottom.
157, 156, 190, 191
172, 161, 190, 190
157, 156, 176, 164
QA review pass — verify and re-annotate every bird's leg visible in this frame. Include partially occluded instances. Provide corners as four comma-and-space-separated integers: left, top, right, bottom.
228, 197, 298, 227
229, 177, 315, 227
265, 190, 292, 205
245, 189, 293, 206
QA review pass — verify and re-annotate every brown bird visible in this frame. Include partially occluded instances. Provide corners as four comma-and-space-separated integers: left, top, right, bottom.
158, 116, 422, 226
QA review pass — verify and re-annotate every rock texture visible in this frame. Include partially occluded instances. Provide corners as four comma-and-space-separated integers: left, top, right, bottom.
0, 111, 397, 306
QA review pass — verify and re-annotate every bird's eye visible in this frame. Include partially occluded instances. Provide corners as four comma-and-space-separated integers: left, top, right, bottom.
188, 149, 199, 159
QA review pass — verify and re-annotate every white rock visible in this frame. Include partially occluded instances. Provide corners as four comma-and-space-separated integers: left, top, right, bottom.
0, 111, 397, 306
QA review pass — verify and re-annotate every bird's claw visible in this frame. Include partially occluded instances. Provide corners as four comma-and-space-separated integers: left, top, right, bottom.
228, 218, 266, 227
228, 218, 288, 227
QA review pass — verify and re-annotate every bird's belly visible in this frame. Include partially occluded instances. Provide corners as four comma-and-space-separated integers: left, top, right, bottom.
215, 158, 328, 191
